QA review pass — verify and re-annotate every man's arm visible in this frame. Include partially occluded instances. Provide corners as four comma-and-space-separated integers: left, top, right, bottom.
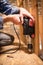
0, 0, 21, 25
0, 0, 35, 25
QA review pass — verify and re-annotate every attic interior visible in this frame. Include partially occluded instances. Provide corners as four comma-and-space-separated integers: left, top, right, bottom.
0, 0, 43, 65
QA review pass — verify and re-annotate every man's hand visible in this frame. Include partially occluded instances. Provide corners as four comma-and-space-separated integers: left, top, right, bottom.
19, 7, 35, 24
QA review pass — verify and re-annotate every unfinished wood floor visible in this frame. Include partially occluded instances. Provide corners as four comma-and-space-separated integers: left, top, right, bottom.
0, 44, 43, 65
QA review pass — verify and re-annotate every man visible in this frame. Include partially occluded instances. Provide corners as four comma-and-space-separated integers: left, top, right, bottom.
0, 0, 35, 52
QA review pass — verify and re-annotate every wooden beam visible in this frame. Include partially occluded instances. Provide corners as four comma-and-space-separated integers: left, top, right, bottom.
41, 0, 43, 51
32, 0, 39, 55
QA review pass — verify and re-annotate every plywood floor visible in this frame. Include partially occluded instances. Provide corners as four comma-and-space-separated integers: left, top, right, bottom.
0, 44, 43, 65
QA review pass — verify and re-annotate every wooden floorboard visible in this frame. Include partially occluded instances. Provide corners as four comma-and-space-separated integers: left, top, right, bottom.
0, 44, 43, 65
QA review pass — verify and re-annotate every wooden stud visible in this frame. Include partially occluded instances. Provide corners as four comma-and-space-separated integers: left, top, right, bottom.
33, 0, 39, 55
41, 0, 43, 52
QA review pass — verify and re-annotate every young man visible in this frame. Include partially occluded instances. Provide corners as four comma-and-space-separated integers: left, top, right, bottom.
0, 0, 35, 52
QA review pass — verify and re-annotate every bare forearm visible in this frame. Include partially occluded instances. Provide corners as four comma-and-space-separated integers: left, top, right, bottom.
3, 15, 13, 23
3, 15, 22, 25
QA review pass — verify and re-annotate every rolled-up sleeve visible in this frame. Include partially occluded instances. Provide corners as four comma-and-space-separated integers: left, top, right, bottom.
0, 0, 20, 15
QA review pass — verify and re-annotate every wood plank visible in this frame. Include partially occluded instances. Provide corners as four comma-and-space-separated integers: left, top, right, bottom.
0, 51, 43, 65
32, 0, 39, 55
0, 40, 43, 65
41, 0, 43, 52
